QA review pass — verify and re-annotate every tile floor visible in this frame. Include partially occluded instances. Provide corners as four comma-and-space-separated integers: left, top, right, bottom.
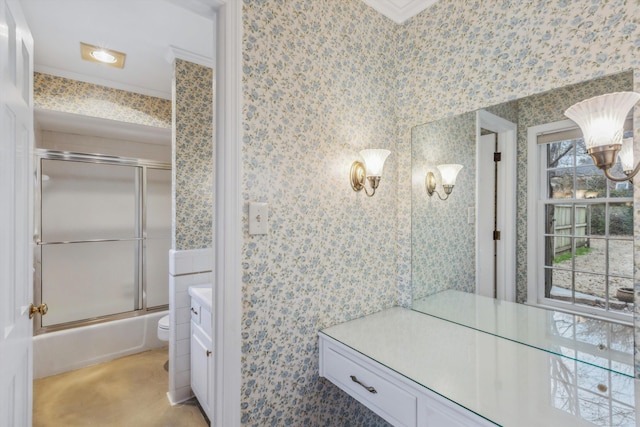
33, 347, 208, 427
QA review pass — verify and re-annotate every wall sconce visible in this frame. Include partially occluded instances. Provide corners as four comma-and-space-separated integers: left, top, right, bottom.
426, 164, 463, 200
350, 149, 391, 197
565, 91, 640, 182
619, 137, 634, 176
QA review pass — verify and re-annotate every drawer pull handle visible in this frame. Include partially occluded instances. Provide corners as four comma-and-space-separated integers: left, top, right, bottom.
191, 307, 198, 315
350, 375, 377, 394
206, 350, 212, 357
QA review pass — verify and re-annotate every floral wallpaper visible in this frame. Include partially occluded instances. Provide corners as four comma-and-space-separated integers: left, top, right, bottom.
239, 0, 640, 423
397, 0, 640, 310
33, 73, 171, 127
411, 72, 633, 304
411, 112, 476, 300
399, 0, 639, 378
173, 59, 213, 251
241, 0, 397, 425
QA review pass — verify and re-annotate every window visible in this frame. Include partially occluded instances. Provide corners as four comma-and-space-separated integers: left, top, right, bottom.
528, 120, 634, 322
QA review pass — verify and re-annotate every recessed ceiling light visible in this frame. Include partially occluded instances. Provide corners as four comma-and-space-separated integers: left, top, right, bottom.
80, 42, 126, 69
90, 50, 117, 64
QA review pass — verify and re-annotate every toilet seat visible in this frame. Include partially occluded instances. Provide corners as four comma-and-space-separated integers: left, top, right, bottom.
157, 314, 170, 342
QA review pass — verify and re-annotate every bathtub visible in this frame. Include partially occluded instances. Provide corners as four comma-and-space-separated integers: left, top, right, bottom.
33, 310, 168, 379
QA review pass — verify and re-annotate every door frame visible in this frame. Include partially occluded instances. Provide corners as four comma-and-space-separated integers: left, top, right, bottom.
475, 109, 517, 301
214, 1, 242, 426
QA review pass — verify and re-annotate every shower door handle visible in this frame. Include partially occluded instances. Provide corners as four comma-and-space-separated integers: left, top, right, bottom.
29, 303, 48, 319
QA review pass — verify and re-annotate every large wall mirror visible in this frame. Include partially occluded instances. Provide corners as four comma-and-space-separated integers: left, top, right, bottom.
411, 70, 638, 378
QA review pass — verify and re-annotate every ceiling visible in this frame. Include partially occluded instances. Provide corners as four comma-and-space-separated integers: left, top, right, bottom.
21, 0, 217, 100
21, 0, 434, 104
363, 0, 439, 23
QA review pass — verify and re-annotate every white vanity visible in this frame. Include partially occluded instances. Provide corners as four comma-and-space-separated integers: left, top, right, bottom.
319, 295, 637, 427
189, 285, 213, 421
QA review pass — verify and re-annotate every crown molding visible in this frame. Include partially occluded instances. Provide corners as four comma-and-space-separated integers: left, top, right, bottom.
166, 45, 215, 69
363, 0, 438, 24
163, 0, 222, 19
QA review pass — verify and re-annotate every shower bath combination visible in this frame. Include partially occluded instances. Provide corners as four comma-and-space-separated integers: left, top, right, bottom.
33, 149, 171, 334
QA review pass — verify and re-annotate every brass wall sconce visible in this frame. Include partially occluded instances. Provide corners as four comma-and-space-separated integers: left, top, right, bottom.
425, 164, 463, 200
350, 149, 391, 197
565, 91, 640, 182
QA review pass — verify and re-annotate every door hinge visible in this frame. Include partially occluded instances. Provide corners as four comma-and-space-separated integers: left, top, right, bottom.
493, 230, 501, 241
494, 152, 502, 162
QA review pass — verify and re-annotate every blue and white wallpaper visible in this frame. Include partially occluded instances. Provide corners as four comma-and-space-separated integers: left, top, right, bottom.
239, 0, 640, 424
173, 59, 214, 251
397, 0, 640, 307
242, 0, 398, 425
34, 73, 171, 128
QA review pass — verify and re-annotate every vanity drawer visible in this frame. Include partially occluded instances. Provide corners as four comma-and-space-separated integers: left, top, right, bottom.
320, 337, 417, 427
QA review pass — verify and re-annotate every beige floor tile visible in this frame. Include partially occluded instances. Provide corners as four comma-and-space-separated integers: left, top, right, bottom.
34, 347, 208, 427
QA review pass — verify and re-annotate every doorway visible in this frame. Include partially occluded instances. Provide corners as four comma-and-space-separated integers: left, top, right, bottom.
476, 110, 517, 301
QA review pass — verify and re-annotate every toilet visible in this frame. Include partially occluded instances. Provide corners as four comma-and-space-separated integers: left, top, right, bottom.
157, 314, 170, 342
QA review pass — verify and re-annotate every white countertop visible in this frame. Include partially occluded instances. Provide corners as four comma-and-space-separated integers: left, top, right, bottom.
320, 307, 637, 427
188, 285, 212, 310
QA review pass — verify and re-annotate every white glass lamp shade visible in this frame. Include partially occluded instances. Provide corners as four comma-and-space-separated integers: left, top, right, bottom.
564, 92, 640, 151
619, 137, 634, 173
437, 164, 463, 186
360, 149, 390, 177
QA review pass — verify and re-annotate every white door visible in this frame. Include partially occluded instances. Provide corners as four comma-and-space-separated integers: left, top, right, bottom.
0, 0, 35, 425
477, 133, 497, 297
476, 110, 517, 301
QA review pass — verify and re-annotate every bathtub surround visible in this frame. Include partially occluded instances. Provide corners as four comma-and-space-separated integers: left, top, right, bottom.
35, 116, 171, 163
168, 248, 213, 404
30, 74, 175, 379
32, 311, 167, 379
239, 0, 640, 425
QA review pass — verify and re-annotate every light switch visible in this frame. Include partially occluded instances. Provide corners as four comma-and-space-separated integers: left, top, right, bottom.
467, 207, 475, 224
249, 202, 268, 235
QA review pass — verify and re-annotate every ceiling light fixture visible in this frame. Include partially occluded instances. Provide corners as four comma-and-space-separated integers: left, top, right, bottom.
90, 50, 117, 64
80, 42, 126, 69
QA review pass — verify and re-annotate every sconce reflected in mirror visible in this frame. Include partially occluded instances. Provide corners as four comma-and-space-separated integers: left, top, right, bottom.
565, 91, 640, 182
425, 164, 463, 201
350, 149, 391, 197
619, 137, 634, 176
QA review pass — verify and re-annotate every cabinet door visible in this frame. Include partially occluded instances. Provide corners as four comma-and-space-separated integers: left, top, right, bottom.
191, 325, 210, 405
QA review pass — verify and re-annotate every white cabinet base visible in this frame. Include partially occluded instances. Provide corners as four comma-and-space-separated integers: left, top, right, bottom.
190, 294, 213, 421
319, 334, 495, 427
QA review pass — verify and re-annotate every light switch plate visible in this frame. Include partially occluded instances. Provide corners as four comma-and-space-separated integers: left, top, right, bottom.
467, 207, 475, 224
249, 202, 268, 235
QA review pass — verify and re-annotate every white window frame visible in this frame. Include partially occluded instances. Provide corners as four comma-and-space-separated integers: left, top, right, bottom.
527, 120, 633, 324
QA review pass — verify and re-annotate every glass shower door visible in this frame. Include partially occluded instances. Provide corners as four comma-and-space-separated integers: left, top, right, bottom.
39, 159, 141, 327
145, 168, 171, 308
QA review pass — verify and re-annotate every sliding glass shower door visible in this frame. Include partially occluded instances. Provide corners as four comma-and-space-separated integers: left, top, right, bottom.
35, 150, 171, 333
